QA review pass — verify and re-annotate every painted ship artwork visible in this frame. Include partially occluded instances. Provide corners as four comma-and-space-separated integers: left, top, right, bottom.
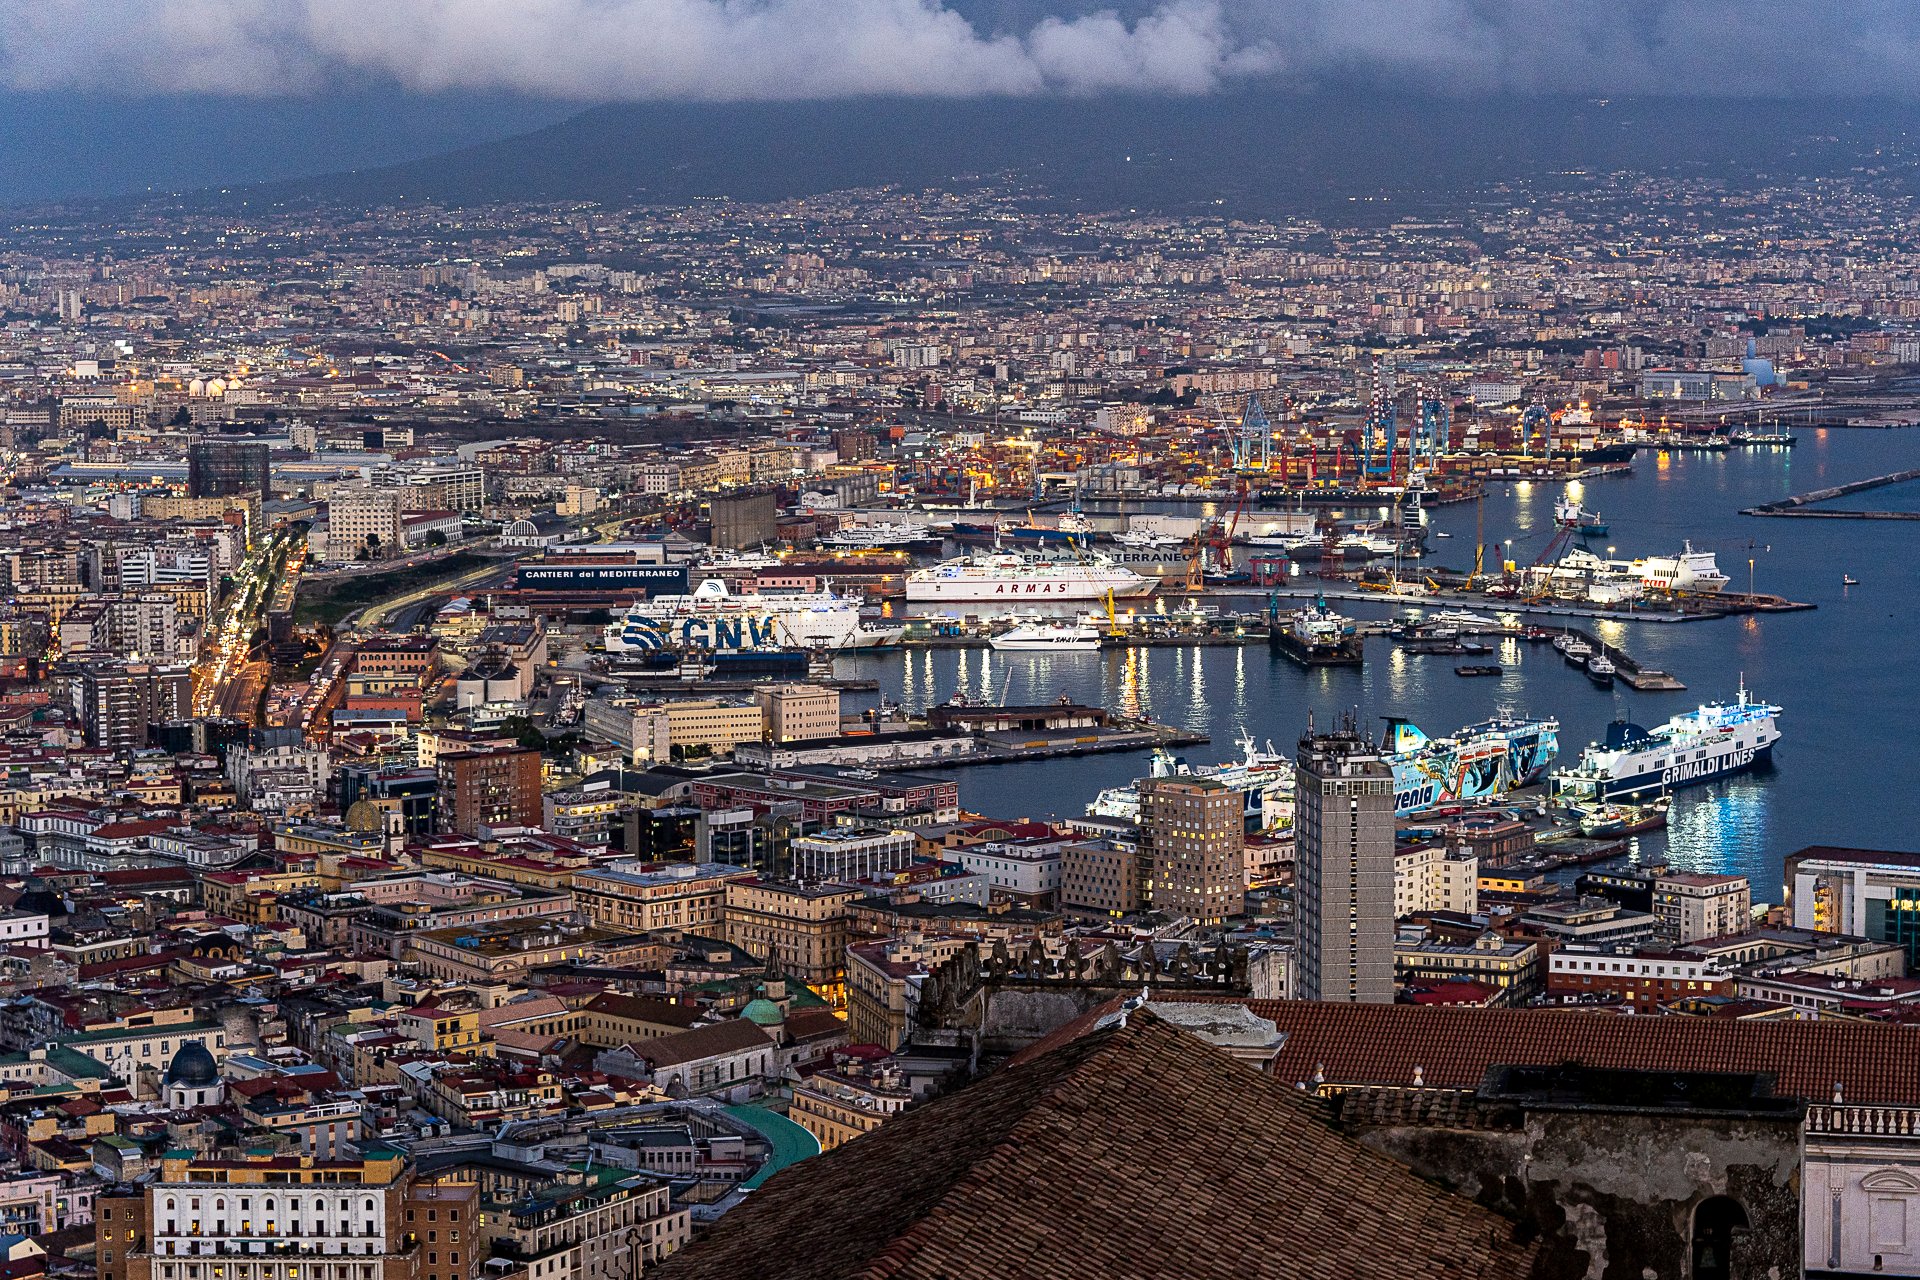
603, 577, 905, 652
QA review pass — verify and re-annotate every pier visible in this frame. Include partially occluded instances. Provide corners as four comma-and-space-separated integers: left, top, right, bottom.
1520, 622, 1686, 692
899, 632, 1265, 650
1743, 468, 1920, 519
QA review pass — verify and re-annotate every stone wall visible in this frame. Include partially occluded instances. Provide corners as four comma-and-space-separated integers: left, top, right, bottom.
1339, 1085, 1802, 1280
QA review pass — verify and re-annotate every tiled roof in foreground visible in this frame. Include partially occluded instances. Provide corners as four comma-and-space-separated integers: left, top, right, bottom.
650, 1010, 1537, 1280
1251, 999, 1920, 1105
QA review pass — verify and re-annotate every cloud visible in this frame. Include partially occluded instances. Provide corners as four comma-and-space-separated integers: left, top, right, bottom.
0, 0, 1266, 99
5, 0, 1920, 101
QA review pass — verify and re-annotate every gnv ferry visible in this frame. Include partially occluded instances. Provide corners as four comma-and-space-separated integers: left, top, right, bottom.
1551, 684, 1780, 802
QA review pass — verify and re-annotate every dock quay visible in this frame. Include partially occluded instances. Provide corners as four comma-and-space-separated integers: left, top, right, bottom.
1197, 581, 1813, 622
957, 723, 1209, 768
900, 632, 1265, 650
1743, 468, 1920, 518
612, 675, 883, 694
1499, 834, 1633, 873
1379, 616, 1684, 690
736, 716, 1205, 773
1206, 582, 1688, 623
1518, 621, 1686, 691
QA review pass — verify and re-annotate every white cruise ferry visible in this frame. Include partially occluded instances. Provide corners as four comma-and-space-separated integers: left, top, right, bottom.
906, 549, 1153, 604
1551, 685, 1781, 802
604, 578, 902, 653
1559, 543, 1729, 594
1088, 734, 1295, 832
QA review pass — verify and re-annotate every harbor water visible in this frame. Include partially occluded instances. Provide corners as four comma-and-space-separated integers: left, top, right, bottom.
836, 427, 1920, 897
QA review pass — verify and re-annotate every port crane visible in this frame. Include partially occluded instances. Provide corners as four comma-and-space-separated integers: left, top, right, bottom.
1359, 361, 1399, 481
1516, 497, 1586, 601
1413, 387, 1450, 471
1520, 401, 1553, 459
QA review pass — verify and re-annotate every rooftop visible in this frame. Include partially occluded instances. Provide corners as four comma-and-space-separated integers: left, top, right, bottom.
649, 1011, 1536, 1280
1250, 999, 1920, 1106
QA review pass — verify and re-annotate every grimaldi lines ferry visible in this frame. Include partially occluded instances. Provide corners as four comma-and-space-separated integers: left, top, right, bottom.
905, 549, 1153, 604
1551, 683, 1782, 802
603, 578, 902, 653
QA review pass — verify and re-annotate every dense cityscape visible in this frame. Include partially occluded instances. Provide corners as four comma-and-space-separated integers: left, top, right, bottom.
0, 88, 1917, 1280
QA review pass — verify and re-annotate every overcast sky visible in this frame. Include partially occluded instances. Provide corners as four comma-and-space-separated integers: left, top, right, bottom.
10, 0, 1920, 102
3, 1, 1918, 203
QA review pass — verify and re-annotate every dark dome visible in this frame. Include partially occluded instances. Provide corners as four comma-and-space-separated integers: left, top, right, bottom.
165, 1041, 218, 1088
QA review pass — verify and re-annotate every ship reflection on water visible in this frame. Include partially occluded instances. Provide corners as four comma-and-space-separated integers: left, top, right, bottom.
841, 429, 1920, 891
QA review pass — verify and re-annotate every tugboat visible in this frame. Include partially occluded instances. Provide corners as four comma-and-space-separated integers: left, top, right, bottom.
1272, 594, 1364, 667
1554, 495, 1609, 537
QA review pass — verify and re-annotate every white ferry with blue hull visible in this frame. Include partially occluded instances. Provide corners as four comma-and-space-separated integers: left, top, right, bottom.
1551, 685, 1781, 802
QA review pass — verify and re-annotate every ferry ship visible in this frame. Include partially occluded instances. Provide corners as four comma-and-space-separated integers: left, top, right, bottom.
604, 578, 904, 653
905, 549, 1153, 604
817, 521, 942, 552
1087, 733, 1294, 832
989, 620, 1101, 651
1550, 543, 1730, 596
1386, 716, 1560, 816
1550, 686, 1781, 802
949, 512, 1094, 546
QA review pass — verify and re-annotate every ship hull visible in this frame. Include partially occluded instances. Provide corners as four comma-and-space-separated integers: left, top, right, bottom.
1581, 742, 1774, 801
906, 577, 1154, 603
1101, 546, 1202, 577
1271, 628, 1363, 667
606, 606, 879, 653
990, 638, 1100, 651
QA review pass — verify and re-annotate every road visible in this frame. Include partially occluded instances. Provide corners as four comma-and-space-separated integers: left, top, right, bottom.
194, 526, 300, 721
350, 559, 515, 630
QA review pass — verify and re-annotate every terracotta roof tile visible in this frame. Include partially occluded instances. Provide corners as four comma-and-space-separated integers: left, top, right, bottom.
650, 1010, 1537, 1280
1250, 999, 1920, 1104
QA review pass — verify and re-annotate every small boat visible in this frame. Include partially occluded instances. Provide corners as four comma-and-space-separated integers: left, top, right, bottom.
1586, 654, 1617, 687
1561, 639, 1594, 665
1433, 531, 1453, 538
1843, 575, 1860, 586
1455, 664, 1504, 678
1577, 797, 1670, 837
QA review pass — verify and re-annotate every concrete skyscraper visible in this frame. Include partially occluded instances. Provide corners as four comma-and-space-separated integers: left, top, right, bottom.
1140, 776, 1245, 925
1295, 722, 1397, 1003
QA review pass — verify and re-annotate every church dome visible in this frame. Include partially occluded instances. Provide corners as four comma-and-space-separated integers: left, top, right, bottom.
741, 998, 785, 1027
165, 1041, 218, 1088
